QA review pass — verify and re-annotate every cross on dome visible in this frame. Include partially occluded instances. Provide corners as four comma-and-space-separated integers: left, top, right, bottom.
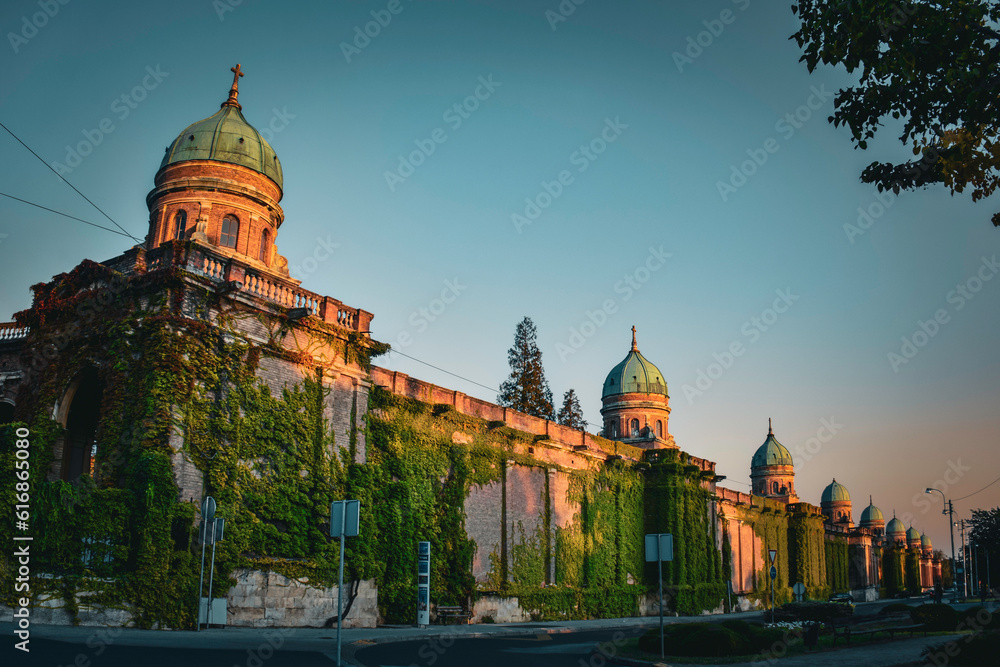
631, 325, 638, 351
222, 63, 245, 109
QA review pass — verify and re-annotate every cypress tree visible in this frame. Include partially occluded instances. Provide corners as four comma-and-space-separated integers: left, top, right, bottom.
498, 317, 554, 420
557, 389, 586, 430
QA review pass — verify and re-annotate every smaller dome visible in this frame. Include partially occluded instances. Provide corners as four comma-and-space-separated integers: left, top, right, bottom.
751, 420, 793, 468
907, 526, 922, 540
860, 497, 884, 524
822, 478, 851, 503
886, 516, 906, 535
921, 534, 932, 547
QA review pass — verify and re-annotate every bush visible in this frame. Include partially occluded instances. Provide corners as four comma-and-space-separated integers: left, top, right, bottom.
911, 603, 960, 631
638, 621, 785, 657
957, 606, 996, 632
773, 601, 854, 623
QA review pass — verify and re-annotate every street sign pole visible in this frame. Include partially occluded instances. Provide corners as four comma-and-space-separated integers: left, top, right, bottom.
645, 533, 673, 660
336, 500, 346, 667
330, 499, 360, 667
197, 496, 216, 632
207, 518, 217, 627
769, 549, 777, 625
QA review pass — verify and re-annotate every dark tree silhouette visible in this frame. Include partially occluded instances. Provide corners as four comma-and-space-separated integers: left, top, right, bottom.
498, 317, 554, 420
557, 389, 586, 430
791, 0, 1000, 226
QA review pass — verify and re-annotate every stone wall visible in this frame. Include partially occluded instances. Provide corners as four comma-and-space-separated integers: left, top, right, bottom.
226, 570, 377, 628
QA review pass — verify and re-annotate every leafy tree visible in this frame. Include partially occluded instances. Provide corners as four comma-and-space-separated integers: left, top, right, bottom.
791, 0, 1000, 226
498, 317, 554, 420
557, 389, 586, 430
968, 506, 1000, 592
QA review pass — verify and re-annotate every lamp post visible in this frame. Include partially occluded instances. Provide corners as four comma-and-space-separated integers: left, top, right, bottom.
925, 489, 957, 597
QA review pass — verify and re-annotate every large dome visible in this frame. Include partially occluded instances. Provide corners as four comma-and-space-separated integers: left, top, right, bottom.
602, 329, 667, 398
751, 426, 793, 468
160, 104, 282, 189
822, 479, 851, 503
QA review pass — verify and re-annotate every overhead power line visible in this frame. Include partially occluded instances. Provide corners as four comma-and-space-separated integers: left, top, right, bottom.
387, 348, 604, 431
0, 120, 142, 243
954, 475, 1000, 502
0, 191, 135, 238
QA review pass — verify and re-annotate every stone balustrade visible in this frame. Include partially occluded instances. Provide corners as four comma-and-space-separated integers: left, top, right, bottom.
0, 322, 28, 342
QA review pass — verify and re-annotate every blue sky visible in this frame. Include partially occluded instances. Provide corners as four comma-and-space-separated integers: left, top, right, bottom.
1, 0, 998, 552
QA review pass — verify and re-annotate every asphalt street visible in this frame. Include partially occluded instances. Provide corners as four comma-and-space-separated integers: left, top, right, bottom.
350, 627, 646, 667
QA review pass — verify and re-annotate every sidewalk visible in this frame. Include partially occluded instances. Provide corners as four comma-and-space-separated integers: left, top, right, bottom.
0, 614, 679, 653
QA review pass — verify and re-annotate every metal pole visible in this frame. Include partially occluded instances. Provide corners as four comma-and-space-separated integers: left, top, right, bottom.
336, 501, 346, 667
197, 518, 207, 632
960, 521, 969, 599
771, 572, 775, 625
973, 538, 980, 597
658, 556, 664, 660
947, 501, 957, 597
207, 518, 218, 628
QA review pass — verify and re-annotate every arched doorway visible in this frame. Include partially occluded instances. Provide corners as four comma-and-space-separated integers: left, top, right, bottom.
62, 368, 104, 482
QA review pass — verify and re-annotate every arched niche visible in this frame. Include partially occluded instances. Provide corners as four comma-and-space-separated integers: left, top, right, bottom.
54, 367, 105, 482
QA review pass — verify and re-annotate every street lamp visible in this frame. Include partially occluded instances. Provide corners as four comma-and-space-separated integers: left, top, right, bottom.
926, 488, 958, 597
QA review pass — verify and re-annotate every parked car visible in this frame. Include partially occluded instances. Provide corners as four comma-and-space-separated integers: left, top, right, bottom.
829, 592, 854, 603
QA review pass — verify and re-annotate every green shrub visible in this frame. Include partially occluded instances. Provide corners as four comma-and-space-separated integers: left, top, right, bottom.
911, 603, 960, 631
720, 619, 786, 652
773, 601, 853, 623
957, 606, 996, 632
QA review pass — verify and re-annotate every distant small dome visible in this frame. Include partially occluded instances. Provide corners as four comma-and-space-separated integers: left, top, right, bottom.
822, 479, 850, 503
886, 516, 906, 535
602, 328, 667, 398
907, 526, 922, 540
921, 533, 932, 548
751, 422, 793, 468
860, 498, 884, 524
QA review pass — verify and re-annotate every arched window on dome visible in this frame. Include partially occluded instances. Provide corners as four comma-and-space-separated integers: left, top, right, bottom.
772, 481, 779, 495
259, 228, 270, 262
220, 215, 240, 249
607, 421, 617, 438
172, 210, 187, 240
630, 419, 639, 437
655, 420, 662, 438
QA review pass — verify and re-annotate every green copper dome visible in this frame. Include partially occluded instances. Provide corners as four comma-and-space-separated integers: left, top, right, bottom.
159, 65, 282, 190
907, 526, 922, 541
751, 422, 793, 468
602, 328, 668, 398
860, 497, 884, 524
822, 479, 851, 503
886, 516, 906, 536
921, 533, 932, 547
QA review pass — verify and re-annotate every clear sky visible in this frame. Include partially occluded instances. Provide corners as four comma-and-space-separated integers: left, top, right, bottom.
1, 0, 997, 554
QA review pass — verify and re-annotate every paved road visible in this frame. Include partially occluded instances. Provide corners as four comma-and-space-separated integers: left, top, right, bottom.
2, 637, 339, 666
351, 627, 644, 667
